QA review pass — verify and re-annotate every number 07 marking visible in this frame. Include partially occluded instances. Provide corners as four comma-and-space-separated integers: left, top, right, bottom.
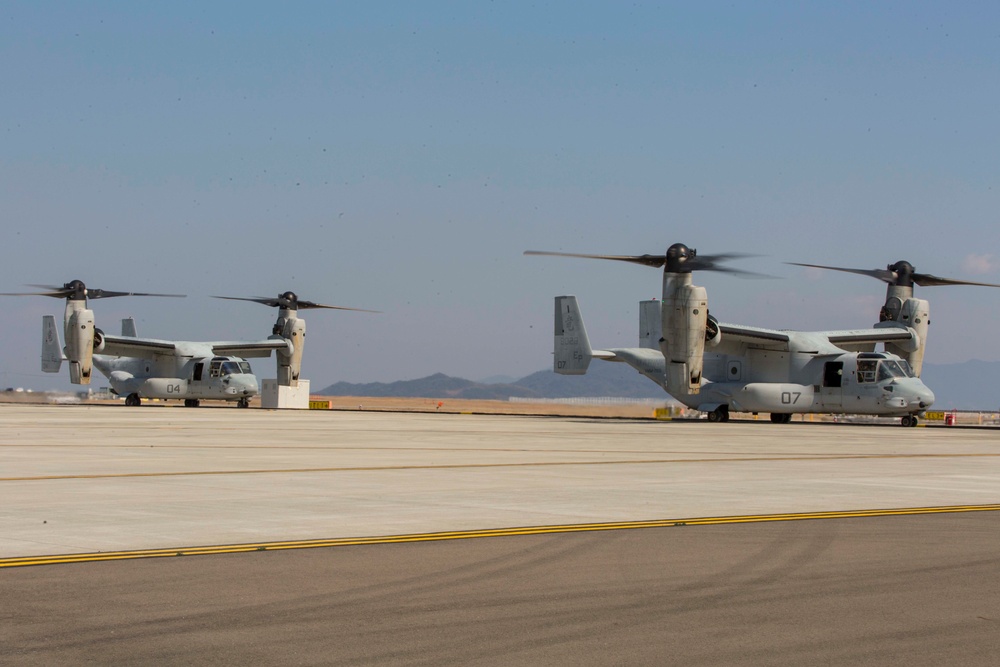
781, 391, 801, 405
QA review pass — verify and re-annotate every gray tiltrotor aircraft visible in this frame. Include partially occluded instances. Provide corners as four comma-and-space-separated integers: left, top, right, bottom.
5, 281, 373, 407
526, 244, 998, 426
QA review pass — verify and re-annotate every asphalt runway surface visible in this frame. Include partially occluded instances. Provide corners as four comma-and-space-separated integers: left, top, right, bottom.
2, 404, 999, 665
4, 514, 1000, 666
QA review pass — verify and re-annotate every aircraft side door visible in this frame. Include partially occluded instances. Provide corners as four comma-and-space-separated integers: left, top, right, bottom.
849, 358, 881, 410
187, 361, 207, 397
820, 361, 844, 410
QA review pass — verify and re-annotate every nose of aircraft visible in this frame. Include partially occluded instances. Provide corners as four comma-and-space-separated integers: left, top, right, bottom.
239, 375, 259, 396
909, 381, 935, 410
226, 374, 259, 396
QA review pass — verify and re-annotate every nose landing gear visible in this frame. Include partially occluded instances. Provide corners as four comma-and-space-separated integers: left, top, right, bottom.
900, 415, 919, 427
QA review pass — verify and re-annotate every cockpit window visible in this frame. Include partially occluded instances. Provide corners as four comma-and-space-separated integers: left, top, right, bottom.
238, 361, 252, 374
877, 360, 912, 381
221, 361, 244, 375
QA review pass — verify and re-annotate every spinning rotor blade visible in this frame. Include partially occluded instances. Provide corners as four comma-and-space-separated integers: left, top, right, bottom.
525, 243, 766, 277
687, 257, 769, 278
2, 280, 184, 300
786, 262, 897, 284
213, 293, 380, 313
88, 289, 185, 299
0, 288, 68, 298
787, 262, 1000, 288
523, 250, 668, 268
909, 273, 1000, 288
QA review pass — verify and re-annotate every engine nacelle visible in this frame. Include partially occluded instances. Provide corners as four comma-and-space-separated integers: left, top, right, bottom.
660, 276, 707, 394
274, 314, 305, 386
64, 306, 95, 385
884, 298, 929, 377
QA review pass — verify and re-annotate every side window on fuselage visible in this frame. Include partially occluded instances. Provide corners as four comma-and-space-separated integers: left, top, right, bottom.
823, 361, 844, 388
193, 362, 204, 382
857, 359, 877, 383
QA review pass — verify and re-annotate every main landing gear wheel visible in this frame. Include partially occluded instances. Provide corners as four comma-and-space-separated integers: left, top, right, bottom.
707, 406, 730, 423
184, 399, 200, 408
770, 413, 792, 424
124, 393, 141, 407
901, 415, 918, 427
237, 397, 250, 409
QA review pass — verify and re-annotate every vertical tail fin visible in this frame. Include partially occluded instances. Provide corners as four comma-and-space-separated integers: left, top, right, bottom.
639, 299, 662, 350
554, 296, 592, 374
121, 317, 138, 337
41, 315, 65, 373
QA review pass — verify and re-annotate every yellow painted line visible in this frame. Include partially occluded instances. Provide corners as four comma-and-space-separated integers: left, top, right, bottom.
4, 452, 1000, 482
3, 504, 1000, 569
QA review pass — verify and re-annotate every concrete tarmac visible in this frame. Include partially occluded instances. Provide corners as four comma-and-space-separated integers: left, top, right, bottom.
2, 404, 999, 664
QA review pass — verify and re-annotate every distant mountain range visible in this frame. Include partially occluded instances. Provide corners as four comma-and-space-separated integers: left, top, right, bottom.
319, 362, 667, 401
319, 359, 1000, 411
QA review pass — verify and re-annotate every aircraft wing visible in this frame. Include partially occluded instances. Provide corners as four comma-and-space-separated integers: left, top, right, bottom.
99, 335, 291, 359
211, 339, 292, 358
718, 323, 791, 350
716, 323, 917, 355
824, 328, 916, 346
100, 334, 178, 358
818, 327, 918, 353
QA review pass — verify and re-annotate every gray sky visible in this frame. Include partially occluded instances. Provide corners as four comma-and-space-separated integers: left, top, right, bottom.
3, 2, 1000, 391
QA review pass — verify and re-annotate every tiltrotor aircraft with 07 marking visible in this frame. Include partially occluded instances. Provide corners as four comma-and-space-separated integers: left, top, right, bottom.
4, 281, 374, 407
524, 243, 997, 426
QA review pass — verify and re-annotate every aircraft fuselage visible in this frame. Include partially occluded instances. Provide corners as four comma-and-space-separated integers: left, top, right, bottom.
93, 353, 258, 404
611, 347, 933, 416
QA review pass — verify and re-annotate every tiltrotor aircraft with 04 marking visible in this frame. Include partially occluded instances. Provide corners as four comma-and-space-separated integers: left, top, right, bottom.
4, 281, 375, 407
526, 243, 999, 426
